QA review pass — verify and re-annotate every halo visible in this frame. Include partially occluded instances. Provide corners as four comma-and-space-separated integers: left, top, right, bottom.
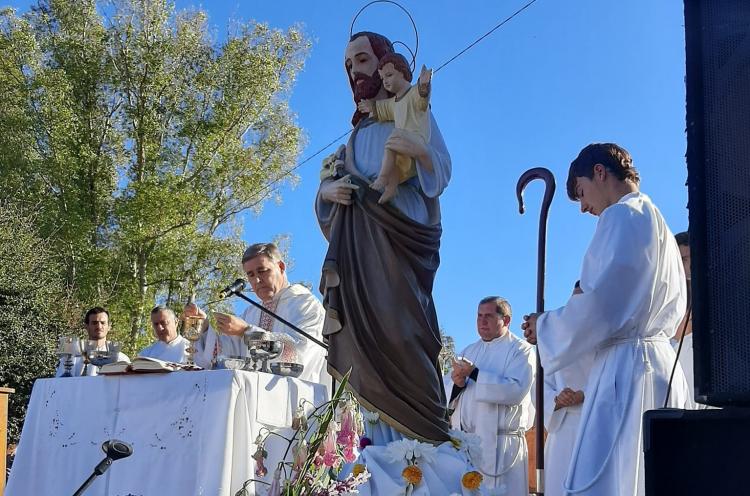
349, 0, 419, 70
392, 41, 416, 72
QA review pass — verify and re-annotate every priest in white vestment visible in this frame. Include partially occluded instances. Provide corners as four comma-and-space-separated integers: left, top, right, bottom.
187, 242, 329, 386
449, 296, 535, 494
55, 307, 129, 377
138, 306, 189, 363
522, 143, 690, 496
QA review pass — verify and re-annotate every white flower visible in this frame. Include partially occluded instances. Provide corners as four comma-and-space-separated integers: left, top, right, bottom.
384, 439, 438, 464
449, 430, 483, 467
411, 441, 438, 464
361, 409, 380, 425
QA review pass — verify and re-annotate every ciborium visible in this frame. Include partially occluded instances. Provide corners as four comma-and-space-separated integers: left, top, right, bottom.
243, 330, 283, 373
57, 337, 82, 377
182, 316, 204, 367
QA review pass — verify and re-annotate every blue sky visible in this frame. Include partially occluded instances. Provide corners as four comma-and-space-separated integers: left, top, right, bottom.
8, 0, 689, 351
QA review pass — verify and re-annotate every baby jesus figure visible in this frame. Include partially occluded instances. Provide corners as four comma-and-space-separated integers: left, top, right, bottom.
357, 53, 432, 204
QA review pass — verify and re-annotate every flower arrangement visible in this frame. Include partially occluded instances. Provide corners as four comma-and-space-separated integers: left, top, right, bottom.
376, 429, 487, 494
234, 371, 370, 496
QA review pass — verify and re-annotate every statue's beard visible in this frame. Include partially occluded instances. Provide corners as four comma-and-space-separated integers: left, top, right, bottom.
352, 70, 383, 102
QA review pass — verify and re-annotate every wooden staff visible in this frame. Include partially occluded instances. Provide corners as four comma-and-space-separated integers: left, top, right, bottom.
516, 167, 556, 496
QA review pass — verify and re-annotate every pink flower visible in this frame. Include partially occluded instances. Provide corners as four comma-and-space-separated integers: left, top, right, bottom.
252, 444, 268, 478
342, 444, 357, 464
337, 402, 360, 463
292, 440, 308, 471
313, 450, 324, 468
267, 467, 282, 496
321, 421, 341, 468
254, 456, 267, 478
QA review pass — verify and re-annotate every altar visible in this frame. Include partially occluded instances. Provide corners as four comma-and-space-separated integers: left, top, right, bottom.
6, 369, 328, 495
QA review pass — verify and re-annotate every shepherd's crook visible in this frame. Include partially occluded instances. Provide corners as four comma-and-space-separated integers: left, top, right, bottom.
516, 167, 555, 496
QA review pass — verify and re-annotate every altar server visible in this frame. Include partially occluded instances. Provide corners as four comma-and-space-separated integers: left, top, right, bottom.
55, 307, 129, 377
523, 143, 690, 496
543, 283, 594, 496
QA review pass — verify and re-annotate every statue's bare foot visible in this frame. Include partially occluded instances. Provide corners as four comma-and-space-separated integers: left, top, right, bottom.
370, 176, 386, 192
378, 184, 398, 204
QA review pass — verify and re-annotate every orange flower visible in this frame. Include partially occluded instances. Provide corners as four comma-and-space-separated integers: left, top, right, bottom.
461, 470, 483, 490
353, 463, 367, 477
402, 464, 423, 485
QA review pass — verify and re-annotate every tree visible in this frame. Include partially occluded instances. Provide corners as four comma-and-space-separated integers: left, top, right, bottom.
0, 202, 75, 444
0, 0, 310, 353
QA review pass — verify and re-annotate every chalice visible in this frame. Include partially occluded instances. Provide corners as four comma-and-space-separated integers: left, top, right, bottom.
57, 337, 82, 377
81, 340, 100, 376
182, 316, 204, 366
243, 330, 283, 373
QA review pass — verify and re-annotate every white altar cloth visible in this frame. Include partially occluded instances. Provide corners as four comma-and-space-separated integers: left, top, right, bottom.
6, 370, 327, 495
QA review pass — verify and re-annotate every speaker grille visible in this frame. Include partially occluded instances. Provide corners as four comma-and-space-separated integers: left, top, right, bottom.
687, 0, 750, 403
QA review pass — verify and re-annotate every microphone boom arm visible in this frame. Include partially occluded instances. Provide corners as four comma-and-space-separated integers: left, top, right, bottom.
227, 289, 329, 351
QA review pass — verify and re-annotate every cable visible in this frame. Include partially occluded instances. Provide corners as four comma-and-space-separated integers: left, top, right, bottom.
247, 128, 352, 205
433, 0, 539, 74
663, 301, 692, 408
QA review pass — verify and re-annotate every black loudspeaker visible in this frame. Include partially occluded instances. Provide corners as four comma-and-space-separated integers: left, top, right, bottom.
685, 0, 750, 406
643, 408, 750, 495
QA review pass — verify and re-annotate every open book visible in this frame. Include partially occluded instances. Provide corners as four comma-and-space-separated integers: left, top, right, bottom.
99, 356, 201, 375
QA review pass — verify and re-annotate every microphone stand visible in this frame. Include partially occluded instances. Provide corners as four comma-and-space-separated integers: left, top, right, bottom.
228, 290, 329, 350
71, 457, 113, 496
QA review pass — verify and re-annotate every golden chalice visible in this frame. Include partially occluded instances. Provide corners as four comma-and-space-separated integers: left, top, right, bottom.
182, 316, 204, 367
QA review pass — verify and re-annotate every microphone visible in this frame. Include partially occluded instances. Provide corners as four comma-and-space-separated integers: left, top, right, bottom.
219, 278, 246, 299
102, 439, 133, 460
74, 439, 133, 495
93, 440, 133, 477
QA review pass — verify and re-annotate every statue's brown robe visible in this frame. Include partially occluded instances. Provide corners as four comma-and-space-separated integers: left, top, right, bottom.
319, 175, 451, 443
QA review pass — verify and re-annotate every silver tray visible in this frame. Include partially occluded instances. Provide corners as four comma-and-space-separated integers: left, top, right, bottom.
216, 355, 250, 370
270, 362, 304, 378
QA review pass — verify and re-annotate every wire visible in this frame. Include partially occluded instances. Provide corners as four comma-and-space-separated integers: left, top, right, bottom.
433, 0, 539, 74
664, 302, 692, 408
248, 128, 352, 204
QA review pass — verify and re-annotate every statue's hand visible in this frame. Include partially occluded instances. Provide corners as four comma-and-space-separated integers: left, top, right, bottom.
320, 144, 346, 180
320, 174, 360, 206
385, 128, 432, 171
357, 99, 374, 115
418, 65, 432, 88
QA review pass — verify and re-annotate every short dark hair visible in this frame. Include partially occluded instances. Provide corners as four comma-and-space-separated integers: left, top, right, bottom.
479, 296, 512, 319
566, 143, 641, 201
378, 53, 413, 83
675, 231, 689, 247
150, 305, 176, 320
242, 242, 283, 264
84, 306, 109, 324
